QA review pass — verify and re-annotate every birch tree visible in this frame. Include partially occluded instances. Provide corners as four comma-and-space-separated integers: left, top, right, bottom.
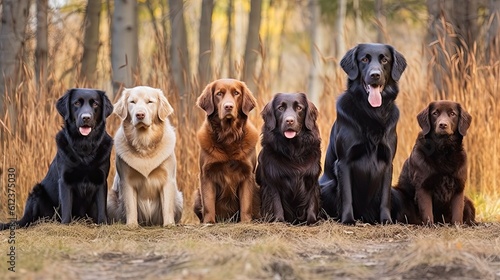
111, 0, 139, 98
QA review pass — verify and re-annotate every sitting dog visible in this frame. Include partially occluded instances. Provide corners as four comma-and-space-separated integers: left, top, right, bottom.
107, 86, 183, 226
1, 88, 113, 230
257, 93, 321, 225
319, 43, 407, 224
194, 79, 260, 223
391, 101, 475, 225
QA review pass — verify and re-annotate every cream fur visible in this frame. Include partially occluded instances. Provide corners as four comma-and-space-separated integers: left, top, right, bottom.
107, 86, 183, 226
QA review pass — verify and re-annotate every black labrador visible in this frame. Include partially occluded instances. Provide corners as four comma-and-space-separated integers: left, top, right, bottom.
319, 43, 407, 224
257, 93, 321, 225
0, 88, 113, 230
391, 101, 475, 225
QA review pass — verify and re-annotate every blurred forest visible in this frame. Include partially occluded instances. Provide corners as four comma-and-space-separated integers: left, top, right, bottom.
0, 0, 499, 221
0, 0, 498, 120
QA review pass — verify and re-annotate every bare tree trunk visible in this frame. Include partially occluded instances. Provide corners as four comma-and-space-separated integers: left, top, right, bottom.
169, 0, 191, 127
80, 0, 102, 86
111, 0, 138, 99
375, 0, 385, 43
242, 0, 262, 96
225, 0, 234, 77
335, 0, 347, 58
308, 0, 323, 104
487, 0, 500, 63
198, 0, 214, 88
35, 0, 48, 95
0, 0, 30, 116
353, 0, 362, 38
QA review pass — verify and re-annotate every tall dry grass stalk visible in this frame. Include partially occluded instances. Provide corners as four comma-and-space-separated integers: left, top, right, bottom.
0, 24, 499, 224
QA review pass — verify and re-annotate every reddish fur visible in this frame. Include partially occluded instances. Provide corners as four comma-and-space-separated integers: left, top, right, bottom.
194, 79, 260, 223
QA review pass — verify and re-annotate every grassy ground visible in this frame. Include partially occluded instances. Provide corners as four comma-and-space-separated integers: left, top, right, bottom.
1, 221, 499, 279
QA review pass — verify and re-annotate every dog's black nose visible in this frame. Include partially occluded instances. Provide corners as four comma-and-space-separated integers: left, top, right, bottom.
82, 113, 91, 122
370, 70, 381, 80
136, 112, 145, 120
439, 123, 448, 129
285, 117, 294, 125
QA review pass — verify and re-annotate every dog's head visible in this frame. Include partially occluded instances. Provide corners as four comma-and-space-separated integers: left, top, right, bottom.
197, 79, 257, 120
114, 86, 174, 128
340, 43, 407, 107
261, 93, 318, 139
56, 88, 113, 137
417, 101, 472, 137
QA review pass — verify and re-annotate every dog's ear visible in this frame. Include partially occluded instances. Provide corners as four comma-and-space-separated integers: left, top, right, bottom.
114, 88, 129, 120
262, 95, 277, 131
98, 90, 113, 119
157, 89, 174, 121
197, 82, 215, 115
56, 89, 73, 121
417, 103, 433, 135
302, 93, 318, 131
389, 46, 407, 81
340, 46, 359, 80
458, 104, 472, 136
240, 81, 257, 116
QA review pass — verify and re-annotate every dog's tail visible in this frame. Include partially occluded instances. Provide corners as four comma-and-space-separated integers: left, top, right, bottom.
0, 183, 56, 231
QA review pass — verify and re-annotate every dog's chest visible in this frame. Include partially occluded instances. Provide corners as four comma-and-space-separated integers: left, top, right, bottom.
425, 174, 460, 203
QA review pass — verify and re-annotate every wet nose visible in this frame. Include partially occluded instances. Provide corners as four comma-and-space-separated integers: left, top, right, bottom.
82, 113, 91, 122
285, 116, 295, 125
370, 70, 381, 80
224, 102, 234, 111
136, 112, 145, 120
439, 122, 448, 129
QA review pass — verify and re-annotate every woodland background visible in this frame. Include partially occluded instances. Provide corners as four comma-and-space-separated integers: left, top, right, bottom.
0, 0, 499, 222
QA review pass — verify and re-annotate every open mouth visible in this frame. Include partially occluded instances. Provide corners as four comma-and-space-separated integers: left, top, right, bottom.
79, 126, 92, 136
364, 83, 384, 108
284, 129, 297, 139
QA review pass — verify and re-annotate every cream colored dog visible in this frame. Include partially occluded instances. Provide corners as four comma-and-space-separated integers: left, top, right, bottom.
107, 86, 183, 226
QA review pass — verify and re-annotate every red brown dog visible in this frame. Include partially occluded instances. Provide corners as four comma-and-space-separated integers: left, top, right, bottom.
194, 79, 260, 223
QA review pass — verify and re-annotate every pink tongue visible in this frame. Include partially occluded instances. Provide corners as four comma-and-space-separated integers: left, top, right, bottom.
368, 85, 382, 107
79, 127, 92, 136
284, 130, 297, 139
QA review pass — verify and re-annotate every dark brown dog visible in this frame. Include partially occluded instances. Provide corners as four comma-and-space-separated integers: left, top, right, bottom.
257, 93, 321, 225
391, 101, 476, 225
194, 79, 260, 223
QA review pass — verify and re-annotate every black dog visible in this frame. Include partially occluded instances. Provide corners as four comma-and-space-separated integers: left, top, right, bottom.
257, 93, 321, 225
0, 88, 113, 230
319, 43, 407, 224
391, 101, 475, 225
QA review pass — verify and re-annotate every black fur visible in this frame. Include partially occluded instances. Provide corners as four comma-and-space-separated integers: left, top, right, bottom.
319, 44, 407, 224
0, 88, 113, 230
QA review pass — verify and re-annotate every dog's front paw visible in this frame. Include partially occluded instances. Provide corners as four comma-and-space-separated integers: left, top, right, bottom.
380, 209, 393, 225
341, 211, 356, 225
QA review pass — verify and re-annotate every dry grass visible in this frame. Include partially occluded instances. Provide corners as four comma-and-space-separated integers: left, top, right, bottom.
0, 222, 499, 279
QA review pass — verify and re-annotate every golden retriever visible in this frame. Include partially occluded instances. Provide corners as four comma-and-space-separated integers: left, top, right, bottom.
107, 86, 183, 226
194, 79, 260, 223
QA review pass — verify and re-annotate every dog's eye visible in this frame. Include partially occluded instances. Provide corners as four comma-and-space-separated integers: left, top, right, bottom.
74, 101, 81, 106
92, 103, 99, 108
278, 106, 285, 111
449, 111, 456, 117
216, 92, 223, 96
361, 57, 369, 63
296, 106, 303, 111
234, 91, 240, 95
432, 111, 439, 116
148, 100, 154, 104
130, 100, 136, 104
381, 57, 388, 64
